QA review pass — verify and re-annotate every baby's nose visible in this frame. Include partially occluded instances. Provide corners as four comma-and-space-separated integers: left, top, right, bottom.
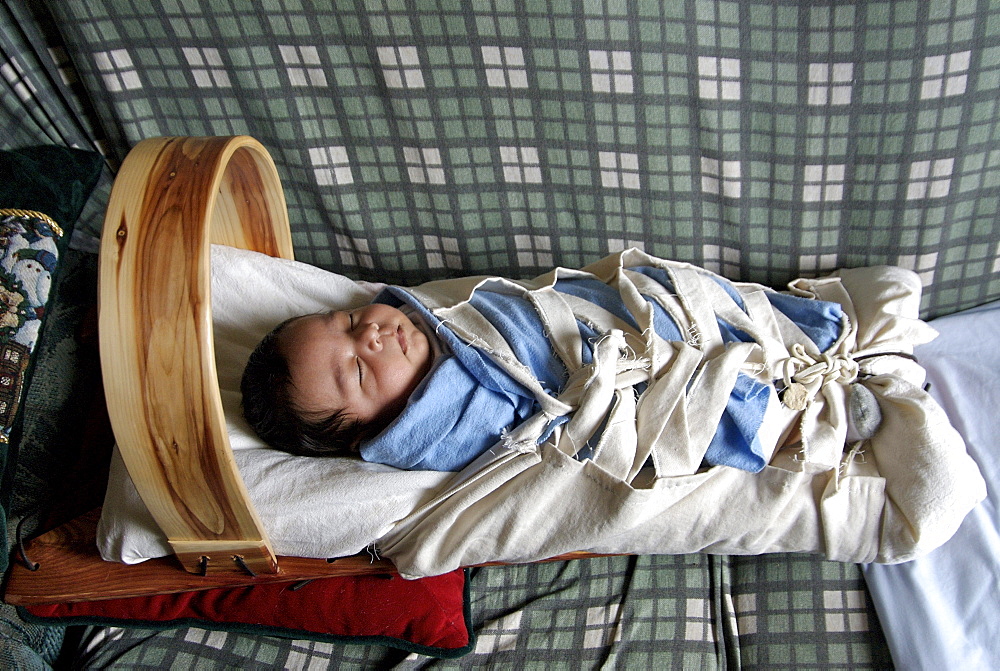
357, 322, 383, 349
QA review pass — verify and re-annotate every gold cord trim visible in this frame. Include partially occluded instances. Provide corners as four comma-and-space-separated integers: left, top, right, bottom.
0, 209, 64, 238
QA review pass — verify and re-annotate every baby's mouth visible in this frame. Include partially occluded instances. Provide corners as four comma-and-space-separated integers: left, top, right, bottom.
396, 324, 408, 354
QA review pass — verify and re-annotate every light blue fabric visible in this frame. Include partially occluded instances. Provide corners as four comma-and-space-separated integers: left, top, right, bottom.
360, 286, 540, 471
359, 355, 533, 471
703, 373, 771, 472
765, 292, 844, 352
468, 290, 569, 394
361, 272, 843, 472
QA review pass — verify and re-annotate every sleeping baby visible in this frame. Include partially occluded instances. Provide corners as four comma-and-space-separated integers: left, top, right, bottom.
236, 249, 985, 571
241, 250, 872, 473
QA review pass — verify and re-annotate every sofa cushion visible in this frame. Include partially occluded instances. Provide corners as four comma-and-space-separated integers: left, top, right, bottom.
22, 569, 473, 658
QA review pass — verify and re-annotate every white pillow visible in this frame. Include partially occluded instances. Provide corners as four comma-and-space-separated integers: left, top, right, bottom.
97, 245, 452, 564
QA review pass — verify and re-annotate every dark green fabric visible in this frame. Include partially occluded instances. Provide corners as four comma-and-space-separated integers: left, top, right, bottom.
0, 145, 101, 669
0, 248, 102, 671
0, 146, 104, 230
0, 146, 103, 579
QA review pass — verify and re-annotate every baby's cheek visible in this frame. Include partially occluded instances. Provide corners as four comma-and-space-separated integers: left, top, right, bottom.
372, 381, 413, 426
414, 331, 434, 373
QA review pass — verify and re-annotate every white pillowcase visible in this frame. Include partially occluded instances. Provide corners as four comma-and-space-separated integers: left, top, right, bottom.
97, 245, 451, 564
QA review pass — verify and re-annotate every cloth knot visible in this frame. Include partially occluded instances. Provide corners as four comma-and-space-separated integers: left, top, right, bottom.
780, 343, 859, 410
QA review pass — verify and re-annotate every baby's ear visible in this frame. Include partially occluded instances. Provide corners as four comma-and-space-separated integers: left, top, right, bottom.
347, 431, 369, 452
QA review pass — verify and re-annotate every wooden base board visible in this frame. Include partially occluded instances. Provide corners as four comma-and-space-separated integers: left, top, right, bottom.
3, 508, 396, 606
4, 508, 607, 606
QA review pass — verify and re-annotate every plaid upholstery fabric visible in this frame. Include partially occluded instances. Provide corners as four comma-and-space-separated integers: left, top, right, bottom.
35, 0, 1000, 318
730, 554, 894, 669
72, 555, 891, 669
4, 1, 994, 667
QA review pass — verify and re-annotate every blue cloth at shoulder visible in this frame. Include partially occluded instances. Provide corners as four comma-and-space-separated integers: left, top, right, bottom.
360, 355, 532, 471
360, 286, 538, 471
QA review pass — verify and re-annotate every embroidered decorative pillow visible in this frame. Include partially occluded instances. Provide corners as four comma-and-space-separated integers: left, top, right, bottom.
0, 210, 63, 441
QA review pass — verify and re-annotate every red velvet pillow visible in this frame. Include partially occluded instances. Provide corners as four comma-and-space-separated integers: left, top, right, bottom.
22, 569, 472, 658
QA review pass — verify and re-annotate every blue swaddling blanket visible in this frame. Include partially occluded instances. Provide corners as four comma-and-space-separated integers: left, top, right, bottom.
360, 269, 843, 472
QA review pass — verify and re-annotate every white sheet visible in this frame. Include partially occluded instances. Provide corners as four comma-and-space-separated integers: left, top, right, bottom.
863, 300, 1000, 670
96, 245, 451, 563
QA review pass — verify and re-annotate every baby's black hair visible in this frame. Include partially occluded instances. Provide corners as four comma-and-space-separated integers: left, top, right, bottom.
240, 316, 379, 457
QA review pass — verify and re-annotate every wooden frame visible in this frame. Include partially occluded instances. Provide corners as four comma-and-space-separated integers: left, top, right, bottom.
4, 136, 592, 606
98, 135, 291, 576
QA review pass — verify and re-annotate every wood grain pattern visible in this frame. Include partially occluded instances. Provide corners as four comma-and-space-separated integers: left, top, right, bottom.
3, 510, 396, 605
98, 137, 292, 575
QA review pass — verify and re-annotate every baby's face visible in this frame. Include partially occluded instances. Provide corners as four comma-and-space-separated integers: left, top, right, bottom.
280, 303, 432, 426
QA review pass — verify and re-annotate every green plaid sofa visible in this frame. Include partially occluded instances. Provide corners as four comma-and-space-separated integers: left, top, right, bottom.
5, 1, 1000, 667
